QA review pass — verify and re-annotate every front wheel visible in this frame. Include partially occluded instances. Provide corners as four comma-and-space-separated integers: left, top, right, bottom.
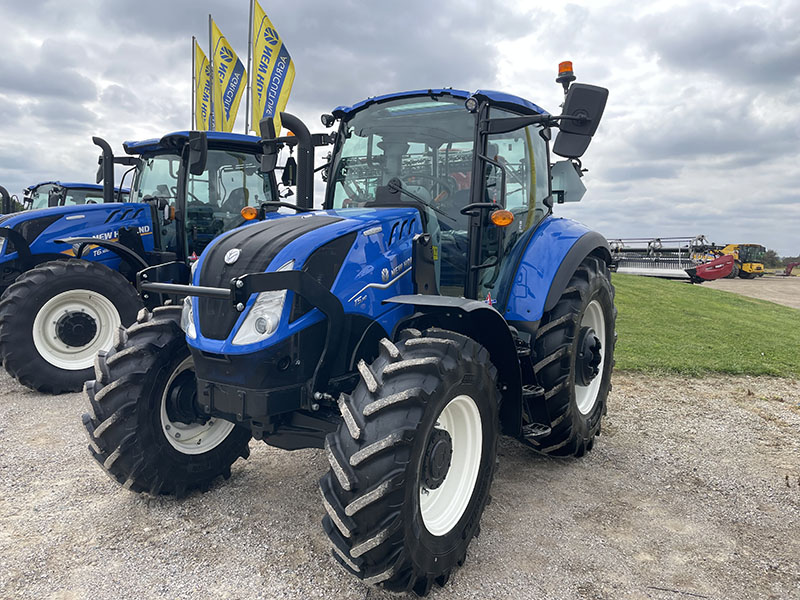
0, 259, 143, 393
528, 255, 616, 456
320, 328, 499, 596
82, 306, 251, 497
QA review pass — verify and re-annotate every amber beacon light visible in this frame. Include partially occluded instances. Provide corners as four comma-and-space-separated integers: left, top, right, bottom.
556, 60, 576, 92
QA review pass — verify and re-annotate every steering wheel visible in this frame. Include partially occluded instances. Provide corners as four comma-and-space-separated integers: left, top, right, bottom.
400, 174, 458, 202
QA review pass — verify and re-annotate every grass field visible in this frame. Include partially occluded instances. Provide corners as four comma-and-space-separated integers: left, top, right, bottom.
612, 273, 800, 377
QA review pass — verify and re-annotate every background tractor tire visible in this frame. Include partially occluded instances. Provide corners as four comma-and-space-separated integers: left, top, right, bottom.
320, 328, 499, 596
82, 306, 251, 497
738, 270, 756, 279
0, 259, 143, 394
529, 255, 616, 457
726, 264, 740, 279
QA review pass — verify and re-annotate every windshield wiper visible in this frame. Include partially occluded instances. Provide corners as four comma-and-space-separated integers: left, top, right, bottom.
386, 178, 457, 224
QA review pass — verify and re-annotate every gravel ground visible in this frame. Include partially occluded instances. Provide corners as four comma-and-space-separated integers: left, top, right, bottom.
704, 275, 800, 310
1, 371, 798, 600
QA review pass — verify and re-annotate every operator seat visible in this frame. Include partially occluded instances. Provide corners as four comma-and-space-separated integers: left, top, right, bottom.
221, 187, 249, 213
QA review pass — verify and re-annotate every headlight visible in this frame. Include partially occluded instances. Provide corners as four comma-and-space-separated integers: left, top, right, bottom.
232, 260, 294, 346
181, 295, 196, 339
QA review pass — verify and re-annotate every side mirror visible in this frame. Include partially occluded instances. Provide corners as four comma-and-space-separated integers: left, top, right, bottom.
553, 83, 608, 159
259, 117, 279, 172
551, 160, 586, 203
187, 131, 208, 176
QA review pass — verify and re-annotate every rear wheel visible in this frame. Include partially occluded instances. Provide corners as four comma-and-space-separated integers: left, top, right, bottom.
0, 259, 143, 393
81, 306, 250, 497
320, 328, 499, 595
527, 255, 616, 457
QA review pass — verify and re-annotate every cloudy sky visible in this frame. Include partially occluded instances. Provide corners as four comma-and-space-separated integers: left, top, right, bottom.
0, 0, 798, 254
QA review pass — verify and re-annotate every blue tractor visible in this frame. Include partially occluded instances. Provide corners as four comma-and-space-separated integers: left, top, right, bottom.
0, 132, 277, 393
21, 181, 130, 210
83, 67, 613, 594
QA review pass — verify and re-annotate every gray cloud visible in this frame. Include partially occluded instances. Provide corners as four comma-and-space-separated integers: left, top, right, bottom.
0, 0, 798, 256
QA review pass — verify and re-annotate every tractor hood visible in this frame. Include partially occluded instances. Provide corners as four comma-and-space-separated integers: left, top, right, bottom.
190, 207, 424, 351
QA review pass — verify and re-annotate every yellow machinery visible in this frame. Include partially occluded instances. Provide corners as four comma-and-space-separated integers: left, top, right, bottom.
718, 244, 766, 278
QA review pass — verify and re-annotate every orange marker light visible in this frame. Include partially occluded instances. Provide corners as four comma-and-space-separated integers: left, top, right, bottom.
490, 209, 514, 227
558, 61, 573, 75
241, 206, 258, 220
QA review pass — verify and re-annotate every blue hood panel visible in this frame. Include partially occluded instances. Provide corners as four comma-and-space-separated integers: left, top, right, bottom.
187, 207, 422, 355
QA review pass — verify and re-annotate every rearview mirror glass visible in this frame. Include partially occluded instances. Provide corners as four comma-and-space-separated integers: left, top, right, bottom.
553, 83, 609, 159
187, 132, 208, 176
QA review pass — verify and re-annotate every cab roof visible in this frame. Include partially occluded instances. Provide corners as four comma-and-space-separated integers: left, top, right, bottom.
26, 181, 129, 193
332, 89, 548, 118
123, 131, 263, 155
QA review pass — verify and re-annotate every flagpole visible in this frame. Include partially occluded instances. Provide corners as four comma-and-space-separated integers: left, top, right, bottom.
245, 0, 254, 134
208, 14, 215, 132
191, 36, 196, 130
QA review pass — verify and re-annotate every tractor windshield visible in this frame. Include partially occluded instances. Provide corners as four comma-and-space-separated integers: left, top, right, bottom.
131, 149, 273, 256
328, 96, 476, 224
61, 188, 105, 205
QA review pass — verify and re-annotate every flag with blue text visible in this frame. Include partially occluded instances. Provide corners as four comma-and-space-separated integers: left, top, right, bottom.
211, 19, 246, 132
250, 1, 295, 135
194, 39, 213, 130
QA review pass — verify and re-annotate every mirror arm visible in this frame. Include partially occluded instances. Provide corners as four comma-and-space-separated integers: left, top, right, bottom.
485, 114, 592, 135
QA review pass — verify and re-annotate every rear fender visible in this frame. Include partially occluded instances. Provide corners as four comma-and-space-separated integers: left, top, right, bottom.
386, 295, 522, 436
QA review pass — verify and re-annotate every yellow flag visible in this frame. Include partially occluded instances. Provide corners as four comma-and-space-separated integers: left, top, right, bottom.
194, 40, 213, 131
250, 1, 295, 135
211, 19, 246, 132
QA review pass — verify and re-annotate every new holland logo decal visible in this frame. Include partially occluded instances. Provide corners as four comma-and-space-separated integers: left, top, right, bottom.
224, 248, 241, 265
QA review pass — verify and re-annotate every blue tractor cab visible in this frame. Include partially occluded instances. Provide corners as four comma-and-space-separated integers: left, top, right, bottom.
21, 181, 130, 210
0, 131, 276, 394
84, 67, 613, 595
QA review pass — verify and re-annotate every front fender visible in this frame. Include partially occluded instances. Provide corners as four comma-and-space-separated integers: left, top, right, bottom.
500, 216, 610, 325
385, 294, 522, 437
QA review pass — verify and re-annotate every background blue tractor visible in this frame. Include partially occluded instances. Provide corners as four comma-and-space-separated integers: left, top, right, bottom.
21, 181, 130, 210
0, 132, 277, 393
83, 67, 613, 595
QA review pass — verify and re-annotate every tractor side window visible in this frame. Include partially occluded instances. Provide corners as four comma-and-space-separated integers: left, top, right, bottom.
132, 154, 181, 253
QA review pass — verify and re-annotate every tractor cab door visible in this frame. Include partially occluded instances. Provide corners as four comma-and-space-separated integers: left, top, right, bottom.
470, 111, 551, 303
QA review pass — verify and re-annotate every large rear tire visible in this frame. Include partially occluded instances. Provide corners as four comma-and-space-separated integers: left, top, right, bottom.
320, 328, 499, 596
81, 306, 251, 497
0, 259, 143, 393
528, 255, 616, 457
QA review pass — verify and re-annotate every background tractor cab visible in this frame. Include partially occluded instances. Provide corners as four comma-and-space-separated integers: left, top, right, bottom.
22, 181, 130, 211
88, 65, 613, 595
0, 131, 276, 394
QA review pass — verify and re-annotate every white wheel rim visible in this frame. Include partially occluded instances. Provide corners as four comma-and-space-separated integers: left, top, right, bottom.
419, 394, 482, 537
575, 299, 606, 415
32, 289, 120, 370
160, 357, 235, 455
